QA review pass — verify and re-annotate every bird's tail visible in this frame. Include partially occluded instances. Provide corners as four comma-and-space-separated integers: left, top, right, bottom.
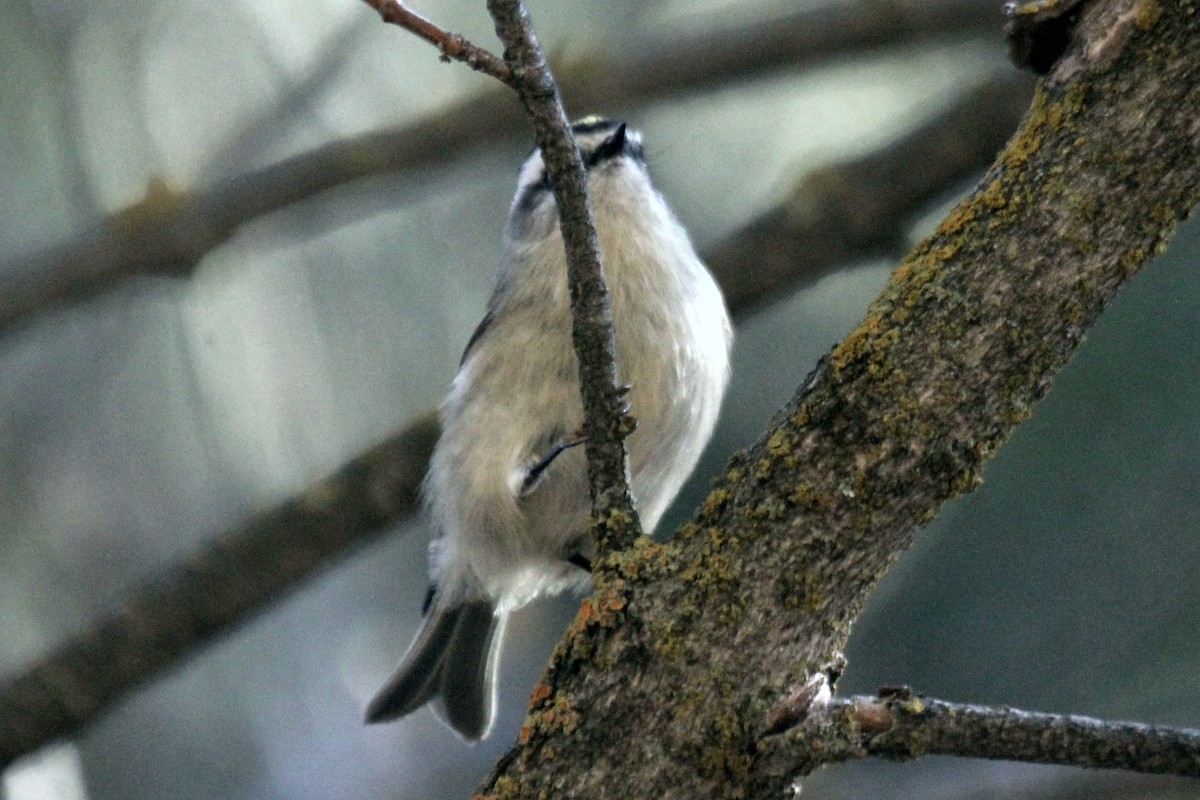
365, 598, 504, 741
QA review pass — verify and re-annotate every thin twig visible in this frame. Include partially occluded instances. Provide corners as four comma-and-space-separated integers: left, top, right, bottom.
754, 692, 1200, 780
486, 0, 641, 556
360, 0, 514, 85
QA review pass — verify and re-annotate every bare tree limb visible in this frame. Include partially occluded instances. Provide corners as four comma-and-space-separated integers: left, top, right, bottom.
360, 0, 514, 86
472, 0, 1200, 795
0, 76, 1028, 770
485, 0, 640, 554
754, 692, 1200, 780
0, 0, 1001, 335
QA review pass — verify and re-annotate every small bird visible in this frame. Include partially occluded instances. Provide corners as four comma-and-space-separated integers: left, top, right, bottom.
366, 117, 732, 740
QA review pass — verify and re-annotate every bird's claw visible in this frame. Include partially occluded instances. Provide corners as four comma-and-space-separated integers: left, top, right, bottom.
614, 385, 638, 437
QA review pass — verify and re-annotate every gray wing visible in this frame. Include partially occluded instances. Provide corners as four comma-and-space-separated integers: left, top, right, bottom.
459, 308, 494, 366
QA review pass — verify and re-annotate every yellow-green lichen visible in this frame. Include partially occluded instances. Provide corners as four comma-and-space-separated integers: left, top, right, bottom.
787, 482, 834, 511
829, 313, 880, 375
1135, 0, 1162, 30
765, 429, 794, 457
598, 505, 634, 532
696, 742, 751, 788
599, 535, 672, 583
651, 627, 685, 660
929, 83, 1085, 246
1119, 246, 1150, 276
665, 678, 752, 791
947, 466, 983, 497
753, 458, 774, 482
678, 527, 740, 585
779, 569, 824, 613
699, 487, 731, 519
665, 525, 749, 640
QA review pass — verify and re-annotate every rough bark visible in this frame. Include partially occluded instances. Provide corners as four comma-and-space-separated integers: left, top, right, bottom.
475, 0, 1200, 796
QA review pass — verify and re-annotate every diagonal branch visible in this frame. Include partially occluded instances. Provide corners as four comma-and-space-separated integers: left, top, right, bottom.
485, 0, 640, 555
754, 691, 1200, 780
0, 77, 1028, 771
0, 0, 1001, 336
0, 415, 439, 772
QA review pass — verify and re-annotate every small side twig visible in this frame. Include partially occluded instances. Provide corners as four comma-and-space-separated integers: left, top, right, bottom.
485, 0, 642, 557
361, 0, 514, 86
753, 691, 1200, 782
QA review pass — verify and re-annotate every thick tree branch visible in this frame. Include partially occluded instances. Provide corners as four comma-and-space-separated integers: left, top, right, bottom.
360, 0, 513, 85
753, 692, 1200, 781
0, 0, 1000, 335
474, 0, 1200, 796
0, 78, 1027, 770
486, 0, 640, 555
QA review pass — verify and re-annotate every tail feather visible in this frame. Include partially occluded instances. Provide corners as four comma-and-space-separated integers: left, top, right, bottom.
365, 598, 503, 742
436, 603, 504, 740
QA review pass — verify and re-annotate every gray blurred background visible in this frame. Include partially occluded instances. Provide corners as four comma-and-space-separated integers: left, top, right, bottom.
1, 0, 1198, 798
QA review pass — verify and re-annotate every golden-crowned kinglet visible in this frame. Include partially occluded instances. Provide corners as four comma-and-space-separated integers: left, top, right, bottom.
366, 117, 732, 740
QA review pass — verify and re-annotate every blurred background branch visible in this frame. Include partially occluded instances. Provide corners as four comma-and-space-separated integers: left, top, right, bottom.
0, 415, 438, 771
0, 0, 1002, 335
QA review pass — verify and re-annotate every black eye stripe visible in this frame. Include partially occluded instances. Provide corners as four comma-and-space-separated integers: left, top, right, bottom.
516, 119, 645, 204
583, 139, 644, 169
571, 117, 621, 136
514, 168, 552, 214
